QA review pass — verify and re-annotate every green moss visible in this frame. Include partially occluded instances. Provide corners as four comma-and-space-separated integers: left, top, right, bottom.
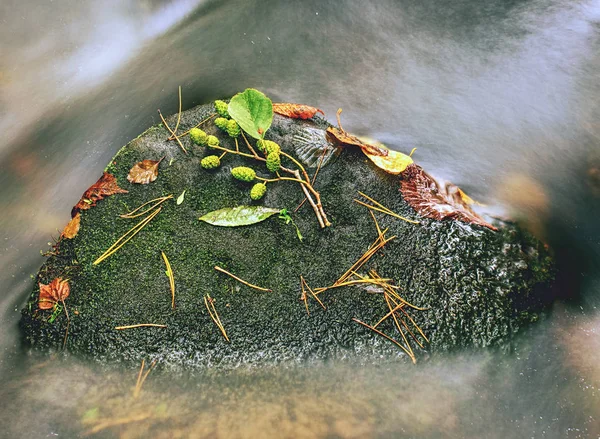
19, 99, 555, 370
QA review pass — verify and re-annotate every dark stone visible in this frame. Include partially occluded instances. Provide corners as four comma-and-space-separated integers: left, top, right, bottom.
20, 100, 554, 368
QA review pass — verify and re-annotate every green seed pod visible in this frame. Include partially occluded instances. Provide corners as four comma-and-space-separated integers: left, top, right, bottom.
214, 100, 230, 118
206, 135, 220, 148
201, 155, 221, 169
214, 117, 229, 130
266, 152, 281, 173
226, 119, 241, 138
256, 139, 280, 155
189, 128, 207, 146
250, 183, 267, 200
231, 166, 256, 182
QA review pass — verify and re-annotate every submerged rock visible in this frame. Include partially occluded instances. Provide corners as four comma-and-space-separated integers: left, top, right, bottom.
20, 100, 554, 368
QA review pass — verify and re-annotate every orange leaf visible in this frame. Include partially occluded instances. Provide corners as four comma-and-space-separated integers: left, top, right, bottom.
72, 172, 128, 217
400, 164, 497, 231
61, 213, 80, 239
127, 158, 163, 184
38, 278, 70, 310
273, 103, 324, 120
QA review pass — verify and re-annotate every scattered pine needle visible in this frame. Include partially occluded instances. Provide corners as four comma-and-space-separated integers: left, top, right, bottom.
300, 275, 326, 314
161, 251, 175, 309
83, 413, 152, 436
204, 294, 229, 342
133, 359, 157, 399
120, 195, 173, 218
352, 318, 416, 364
158, 109, 188, 155
94, 207, 162, 265
168, 113, 217, 140
214, 265, 271, 292
115, 324, 167, 330
355, 191, 419, 224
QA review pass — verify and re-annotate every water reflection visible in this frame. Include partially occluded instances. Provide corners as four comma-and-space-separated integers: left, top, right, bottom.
1, 0, 600, 437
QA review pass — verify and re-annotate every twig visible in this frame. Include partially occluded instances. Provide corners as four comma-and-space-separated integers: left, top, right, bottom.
120, 195, 173, 219
214, 265, 271, 292
241, 131, 259, 157
158, 110, 188, 155
204, 294, 229, 342
115, 324, 167, 330
161, 251, 176, 309
94, 207, 162, 265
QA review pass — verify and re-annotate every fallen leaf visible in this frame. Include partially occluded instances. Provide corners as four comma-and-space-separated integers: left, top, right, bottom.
61, 213, 81, 239
357, 139, 413, 175
72, 172, 128, 217
273, 103, 324, 120
400, 164, 497, 231
228, 89, 273, 140
199, 205, 281, 227
39, 278, 70, 310
127, 158, 163, 184
176, 190, 186, 205
326, 126, 389, 157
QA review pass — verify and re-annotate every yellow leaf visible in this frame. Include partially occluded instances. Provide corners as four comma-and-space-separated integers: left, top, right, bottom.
359, 138, 413, 175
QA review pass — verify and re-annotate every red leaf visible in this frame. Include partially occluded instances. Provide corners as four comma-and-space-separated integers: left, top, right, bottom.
72, 172, 128, 217
38, 278, 70, 310
400, 164, 497, 231
273, 103, 324, 120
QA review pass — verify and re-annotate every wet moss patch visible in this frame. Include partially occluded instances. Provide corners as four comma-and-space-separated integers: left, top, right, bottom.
20, 101, 554, 368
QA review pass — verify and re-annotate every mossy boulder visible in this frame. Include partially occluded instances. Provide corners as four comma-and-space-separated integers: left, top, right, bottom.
20, 100, 554, 368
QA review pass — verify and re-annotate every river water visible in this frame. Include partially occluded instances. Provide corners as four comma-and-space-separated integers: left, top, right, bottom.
1, 0, 599, 437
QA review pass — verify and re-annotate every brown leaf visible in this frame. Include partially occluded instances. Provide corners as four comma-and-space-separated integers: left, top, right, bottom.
38, 278, 70, 310
61, 213, 80, 239
127, 159, 162, 184
326, 126, 390, 158
400, 164, 497, 231
72, 172, 128, 217
273, 103, 324, 120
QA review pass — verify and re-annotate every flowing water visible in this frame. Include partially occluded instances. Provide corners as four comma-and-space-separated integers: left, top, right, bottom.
1, 0, 599, 437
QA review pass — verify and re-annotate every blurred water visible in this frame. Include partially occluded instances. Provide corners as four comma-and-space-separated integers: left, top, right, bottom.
1, 0, 599, 437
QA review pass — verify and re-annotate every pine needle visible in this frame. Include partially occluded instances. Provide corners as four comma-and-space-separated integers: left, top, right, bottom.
355, 191, 420, 224
300, 277, 310, 316
300, 275, 326, 311
161, 251, 175, 309
204, 294, 229, 342
158, 110, 188, 155
168, 113, 217, 140
115, 324, 167, 330
93, 207, 162, 265
214, 265, 271, 292
120, 195, 173, 219
352, 318, 416, 364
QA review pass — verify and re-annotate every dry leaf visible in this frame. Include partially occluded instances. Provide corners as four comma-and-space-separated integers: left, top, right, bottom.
273, 103, 324, 120
72, 172, 128, 217
127, 159, 163, 184
356, 139, 414, 175
400, 164, 497, 231
38, 278, 70, 310
61, 213, 80, 239
326, 126, 388, 157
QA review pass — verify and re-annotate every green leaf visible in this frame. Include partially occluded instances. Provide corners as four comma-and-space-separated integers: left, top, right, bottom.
227, 89, 273, 140
176, 190, 186, 205
199, 205, 280, 227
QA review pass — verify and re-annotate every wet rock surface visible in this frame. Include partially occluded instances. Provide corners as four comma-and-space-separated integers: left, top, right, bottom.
20, 101, 554, 368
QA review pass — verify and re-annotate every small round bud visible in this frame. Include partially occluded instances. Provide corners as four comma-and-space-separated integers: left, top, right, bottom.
206, 135, 220, 148
256, 139, 280, 155
201, 155, 221, 169
250, 183, 267, 200
266, 152, 281, 173
226, 119, 241, 138
189, 128, 207, 146
214, 100, 230, 118
231, 166, 256, 182
214, 117, 229, 130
